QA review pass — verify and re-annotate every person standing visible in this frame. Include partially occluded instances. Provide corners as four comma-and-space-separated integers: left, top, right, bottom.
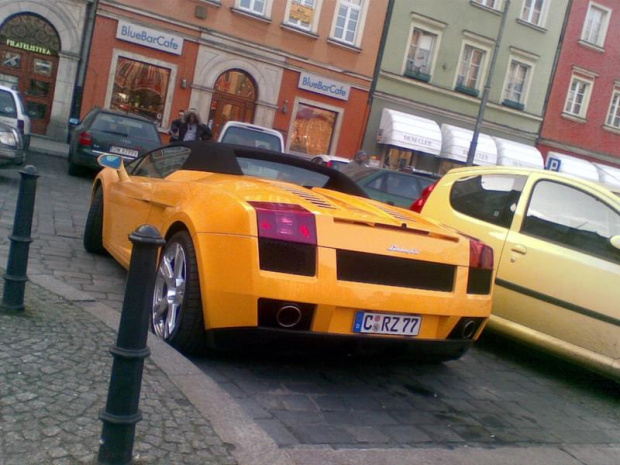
352, 150, 369, 167
168, 110, 185, 142
178, 109, 212, 141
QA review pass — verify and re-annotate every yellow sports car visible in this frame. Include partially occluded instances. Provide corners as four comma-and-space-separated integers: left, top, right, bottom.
84, 142, 493, 357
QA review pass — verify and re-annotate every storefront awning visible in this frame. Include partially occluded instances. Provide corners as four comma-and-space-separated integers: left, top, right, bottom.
440, 124, 497, 165
593, 163, 620, 188
377, 109, 441, 155
492, 137, 544, 169
545, 152, 599, 182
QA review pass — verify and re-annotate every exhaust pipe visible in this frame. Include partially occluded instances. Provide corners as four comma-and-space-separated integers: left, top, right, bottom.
276, 304, 302, 328
461, 319, 476, 339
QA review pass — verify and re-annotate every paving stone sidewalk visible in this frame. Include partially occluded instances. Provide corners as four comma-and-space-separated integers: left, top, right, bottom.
0, 275, 237, 465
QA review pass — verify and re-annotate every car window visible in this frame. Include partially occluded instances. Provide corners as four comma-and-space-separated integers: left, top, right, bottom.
221, 127, 281, 151
91, 114, 160, 141
129, 146, 192, 178
237, 157, 329, 187
0, 90, 17, 118
521, 180, 620, 264
450, 174, 527, 228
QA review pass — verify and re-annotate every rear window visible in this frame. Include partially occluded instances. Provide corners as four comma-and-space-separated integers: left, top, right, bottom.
237, 157, 329, 188
221, 127, 281, 151
450, 174, 527, 228
0, 90, 17, 118
92, 113, 160, 141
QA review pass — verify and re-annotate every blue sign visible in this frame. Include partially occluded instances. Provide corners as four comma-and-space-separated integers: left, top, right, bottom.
298, 72, 350, 101
546, 157, 562, 171
116, 21, 183, 55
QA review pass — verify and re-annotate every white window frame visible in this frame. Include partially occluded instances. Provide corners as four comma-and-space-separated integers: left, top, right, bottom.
283, 0, 323, 33
581, 2, 612, 48
605, 88, 620, 129
403, 28, 439, 80
330, 0, 369, 48
237, 0, 273, 18
454, 37, 493, 95
472, 0, 503, 10
520, 0, 549, 28
563, 74, 595, 119
501, 53, 536, 109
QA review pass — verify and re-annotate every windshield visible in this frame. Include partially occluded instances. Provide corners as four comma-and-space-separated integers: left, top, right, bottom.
92, 114, 160, 141
220, 127, 282, 151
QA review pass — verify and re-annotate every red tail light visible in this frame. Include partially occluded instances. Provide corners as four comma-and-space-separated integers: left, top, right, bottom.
469, 239, 494, 270
326, 161, 333, 168
250, 202, 317, 245
410, 182, 437, 213
78, 131, 92, 146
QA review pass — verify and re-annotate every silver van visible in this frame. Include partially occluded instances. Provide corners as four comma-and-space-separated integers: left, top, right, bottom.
0, 85, 31, 149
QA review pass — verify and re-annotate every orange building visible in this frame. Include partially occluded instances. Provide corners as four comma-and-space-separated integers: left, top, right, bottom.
82, 0, 388, 157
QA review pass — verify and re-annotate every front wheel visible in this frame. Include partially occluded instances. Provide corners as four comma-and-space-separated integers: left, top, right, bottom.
152, 231, 206, 354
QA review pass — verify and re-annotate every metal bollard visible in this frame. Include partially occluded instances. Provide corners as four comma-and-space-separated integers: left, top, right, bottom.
1, 165, 39, 312
97, 224, 165, 465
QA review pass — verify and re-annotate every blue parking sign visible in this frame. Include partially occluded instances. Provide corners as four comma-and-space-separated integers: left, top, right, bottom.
546, 157, 562, 171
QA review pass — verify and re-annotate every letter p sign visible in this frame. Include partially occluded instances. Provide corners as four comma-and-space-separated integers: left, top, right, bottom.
546, 157, 561, 172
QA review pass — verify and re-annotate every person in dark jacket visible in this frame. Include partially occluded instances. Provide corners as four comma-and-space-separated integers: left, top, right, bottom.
178, 109, 212, 141
168, 110, 185, 142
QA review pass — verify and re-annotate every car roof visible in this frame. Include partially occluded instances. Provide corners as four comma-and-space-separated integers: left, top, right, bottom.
445, 165, 620, 198
171, 141, 369, 198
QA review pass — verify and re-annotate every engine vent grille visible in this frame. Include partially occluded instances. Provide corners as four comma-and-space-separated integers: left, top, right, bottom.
258, 238, 316, 276
372, 204, 412, 222
276, 185, 337, 209
337, 249, 455, 291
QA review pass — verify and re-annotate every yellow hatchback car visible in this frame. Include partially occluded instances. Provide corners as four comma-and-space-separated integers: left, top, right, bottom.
412, 166, 620, 380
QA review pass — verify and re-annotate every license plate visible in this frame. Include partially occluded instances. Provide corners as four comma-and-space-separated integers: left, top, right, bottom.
353, 311, 421, 336
109, 146, 139, 158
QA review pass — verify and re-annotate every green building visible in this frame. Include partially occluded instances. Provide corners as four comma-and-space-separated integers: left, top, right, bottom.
362, 0, 569, 175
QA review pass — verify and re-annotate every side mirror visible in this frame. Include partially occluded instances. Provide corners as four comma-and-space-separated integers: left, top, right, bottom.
97, 154, 130, 182
610, 235, 620, 250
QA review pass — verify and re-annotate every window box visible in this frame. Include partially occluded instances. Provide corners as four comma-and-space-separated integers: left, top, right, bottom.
455, 85, 479, 98
404, 70, 431, 83
502, 99, 525, 111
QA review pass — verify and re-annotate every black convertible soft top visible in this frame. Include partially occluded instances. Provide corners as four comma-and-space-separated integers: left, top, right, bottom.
173, 141, 369, 198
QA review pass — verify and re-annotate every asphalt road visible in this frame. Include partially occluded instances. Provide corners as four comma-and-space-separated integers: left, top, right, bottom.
0, 150, 618, 463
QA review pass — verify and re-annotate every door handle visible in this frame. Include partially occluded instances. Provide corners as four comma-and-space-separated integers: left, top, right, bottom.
510, 244, 527, 262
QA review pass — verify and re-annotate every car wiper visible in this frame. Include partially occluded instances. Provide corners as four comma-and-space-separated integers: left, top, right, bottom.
101, 130, 129, 137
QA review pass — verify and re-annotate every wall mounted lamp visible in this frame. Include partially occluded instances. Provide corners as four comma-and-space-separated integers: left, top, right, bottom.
281, 99, 288, 114
180, 78, 187, 89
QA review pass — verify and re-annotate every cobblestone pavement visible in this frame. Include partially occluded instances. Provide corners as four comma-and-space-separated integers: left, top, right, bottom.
0, 150, 619, 464
0, 277, 237, 464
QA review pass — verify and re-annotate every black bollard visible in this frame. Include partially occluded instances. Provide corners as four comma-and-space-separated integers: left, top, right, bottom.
98, 224, 165, 465
1, 165, 39, 312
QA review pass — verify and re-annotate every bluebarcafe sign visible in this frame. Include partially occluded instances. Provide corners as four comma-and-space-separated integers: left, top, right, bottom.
116, 21, 183, 55
298, 72, 350, 101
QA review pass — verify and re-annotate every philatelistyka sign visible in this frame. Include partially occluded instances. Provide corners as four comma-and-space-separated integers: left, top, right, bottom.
298, 72, 350, 101
116, 21, 184, 55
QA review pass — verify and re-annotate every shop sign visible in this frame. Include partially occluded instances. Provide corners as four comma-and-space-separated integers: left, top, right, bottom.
116, 21, 183, 55
290, 5, 314, 23
298, 72, 350, 101
5, 39, 52, 56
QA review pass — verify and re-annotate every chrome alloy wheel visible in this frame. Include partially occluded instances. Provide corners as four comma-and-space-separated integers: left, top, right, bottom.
152, 242, 187, 339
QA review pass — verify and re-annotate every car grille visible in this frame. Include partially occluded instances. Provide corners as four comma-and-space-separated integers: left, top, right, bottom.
258, 238, 316, 276
336, 250, 455, 291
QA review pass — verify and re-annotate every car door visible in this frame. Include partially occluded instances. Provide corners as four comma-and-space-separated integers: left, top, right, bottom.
494, 175, 620, 365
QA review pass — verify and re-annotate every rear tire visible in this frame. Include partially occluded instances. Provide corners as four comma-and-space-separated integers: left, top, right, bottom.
152, 231, 206, 355
83, 187, 105, 254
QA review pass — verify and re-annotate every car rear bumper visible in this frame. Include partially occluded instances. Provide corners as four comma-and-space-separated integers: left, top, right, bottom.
71, 146, 104, 169
205, 326, 474, 360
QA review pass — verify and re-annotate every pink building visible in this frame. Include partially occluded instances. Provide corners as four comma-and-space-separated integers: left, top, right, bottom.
538, 0, 620, 181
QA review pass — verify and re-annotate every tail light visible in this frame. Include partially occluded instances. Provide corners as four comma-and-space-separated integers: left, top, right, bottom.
17, 119, 25, 135
326, 161, 334, 168
250, 202, 317, 245
78, 131, 92, 147
467, 238, 494, 294
410, 182, 437, 213
469, 239, 493, 270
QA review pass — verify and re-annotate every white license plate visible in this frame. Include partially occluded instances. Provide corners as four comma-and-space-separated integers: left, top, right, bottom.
353, 311, 421, 336
109, 146, 139, 158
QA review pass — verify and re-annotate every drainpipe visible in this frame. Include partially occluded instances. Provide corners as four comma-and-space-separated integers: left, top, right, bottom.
69, 0, 100, 128
357, 0, 395, 152
466, 0, 511, 166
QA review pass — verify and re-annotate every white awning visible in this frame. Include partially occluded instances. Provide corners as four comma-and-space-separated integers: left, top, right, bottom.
492, 137, 544, 169
440, 124, 497, 165
377, 109, 442, 155
545, 152, 599, 182
593, 163, 620, 188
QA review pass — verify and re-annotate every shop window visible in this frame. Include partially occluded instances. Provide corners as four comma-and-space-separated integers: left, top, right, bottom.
289, 103, 337, 156
25, 102, 46, 120
110, 57, 171, 127
33, 58, 52, 77
384, 147, 440, 174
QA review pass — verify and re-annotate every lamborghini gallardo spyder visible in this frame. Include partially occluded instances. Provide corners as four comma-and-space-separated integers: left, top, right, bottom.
84, 142, 494, 358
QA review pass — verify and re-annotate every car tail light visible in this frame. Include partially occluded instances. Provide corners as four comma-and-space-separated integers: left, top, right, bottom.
326, 161, 334, 168
250, 202, 317, 245
17, 119, 25, 135
410, 182, 437, 213
469, 239, 493, 270
78, 131, 92, 147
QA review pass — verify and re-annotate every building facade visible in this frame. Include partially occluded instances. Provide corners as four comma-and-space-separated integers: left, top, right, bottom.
80, 0, 386, 157
538, 0, 620, 183
361, 0, 570, 174
0, 0, 92, 139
